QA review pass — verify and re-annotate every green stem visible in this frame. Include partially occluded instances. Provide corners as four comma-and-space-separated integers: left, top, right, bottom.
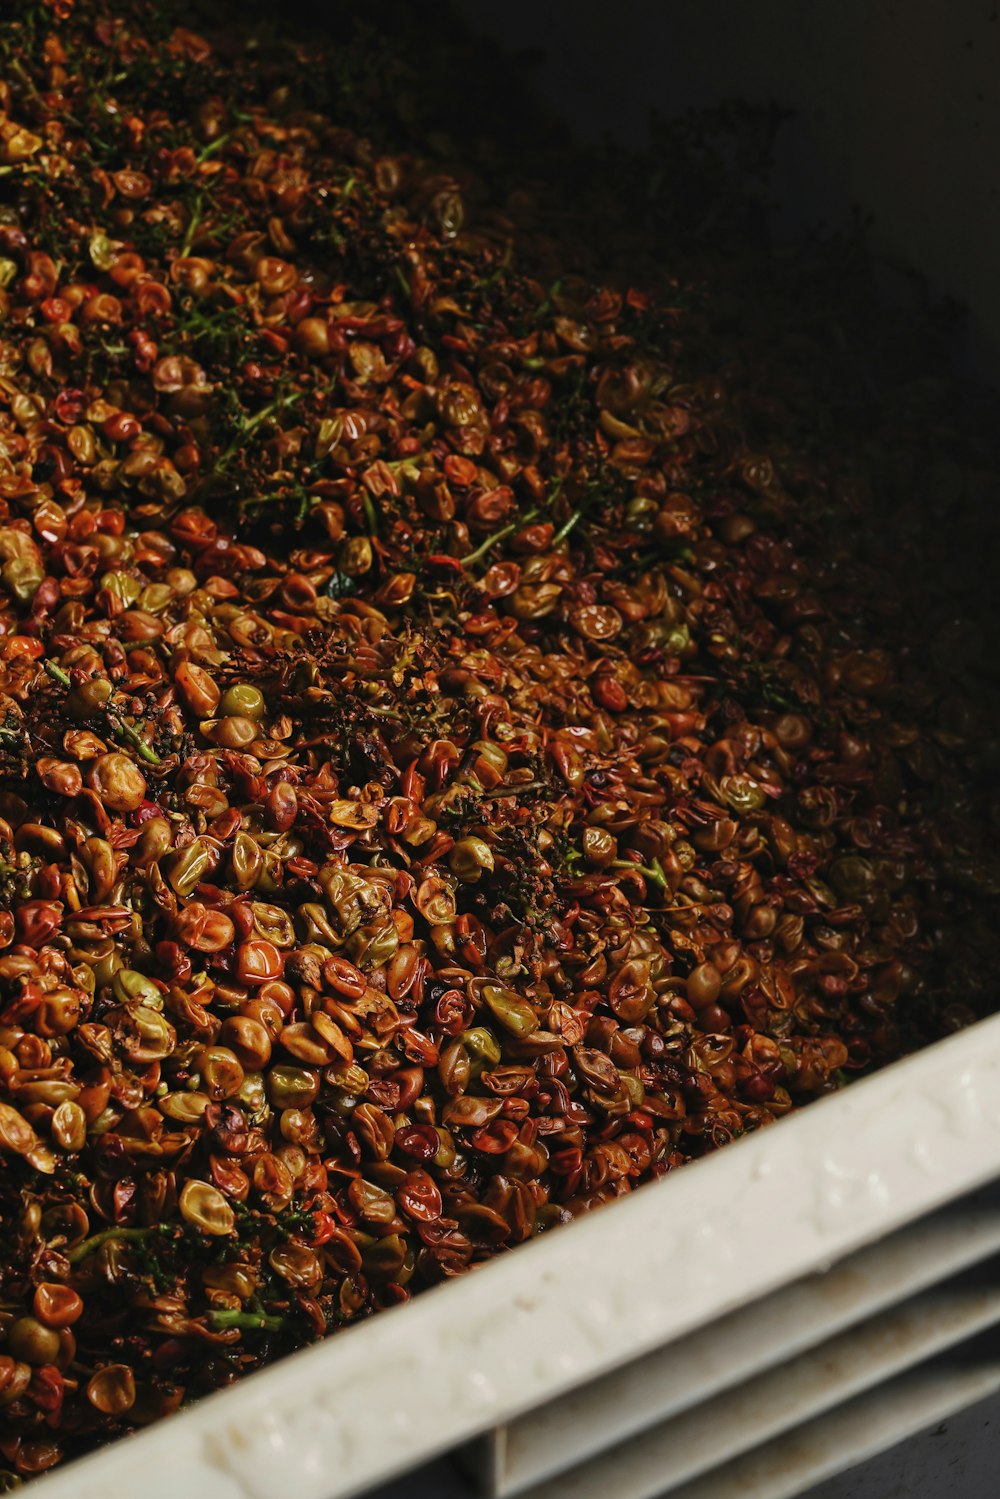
611, 858, 668, 891
213, 390, 303, 476
196, 131, 232, 163
7, 55, 41, 105
45, 661, 161, 765
534, 279, 562, 318
246, 391, 301, 437
461, 507, 539, 568
68, 1226, 163, 1265
43, 659, 71, 689
180, 191, 205, 258
208, 1309, 285, 1333
361, 491, 380, 536
109, 711, 163, 766
551, 509, 582, 547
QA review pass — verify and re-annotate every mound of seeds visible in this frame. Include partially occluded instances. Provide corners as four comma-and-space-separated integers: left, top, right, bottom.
0, 0, 997, 1478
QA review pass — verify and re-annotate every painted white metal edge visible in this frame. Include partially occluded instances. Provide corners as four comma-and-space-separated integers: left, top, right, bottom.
33, 1011, 1000, 1499
519, 1280, 1000, 1499
665, 1358, 1000, 1499
497, 1201, 1000, 1494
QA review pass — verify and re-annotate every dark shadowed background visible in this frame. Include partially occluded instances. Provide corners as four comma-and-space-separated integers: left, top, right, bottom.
447, 0, 1000, 372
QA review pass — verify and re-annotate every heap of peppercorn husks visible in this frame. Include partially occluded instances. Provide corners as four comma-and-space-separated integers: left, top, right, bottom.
0, 0, 997, 1478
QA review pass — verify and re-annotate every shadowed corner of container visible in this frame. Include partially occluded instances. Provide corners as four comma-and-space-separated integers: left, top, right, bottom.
439, 0, 1000, 390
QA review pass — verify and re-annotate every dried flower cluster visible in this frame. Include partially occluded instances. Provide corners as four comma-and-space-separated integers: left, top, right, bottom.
0, 0, 996, 1479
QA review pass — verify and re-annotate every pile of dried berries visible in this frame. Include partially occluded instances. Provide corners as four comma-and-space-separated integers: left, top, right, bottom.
0, 0, 997, 1479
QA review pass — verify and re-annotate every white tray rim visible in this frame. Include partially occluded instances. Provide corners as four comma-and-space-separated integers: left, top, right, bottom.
33, 1010, 1000, 1499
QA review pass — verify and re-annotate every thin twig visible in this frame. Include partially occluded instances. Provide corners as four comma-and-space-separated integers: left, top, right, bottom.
212, 389, 304, 477
611, 857, 668, 890
69, 1226, 164, 1265
179, 190, 205, 258
208, 1309, 285, 1333
551, 509, 582, 547
461, 507, 539, 568
109, 711, 163, 766
44, 661, 162, 765
196, 130, 232, 164
43, 659, 72, 688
